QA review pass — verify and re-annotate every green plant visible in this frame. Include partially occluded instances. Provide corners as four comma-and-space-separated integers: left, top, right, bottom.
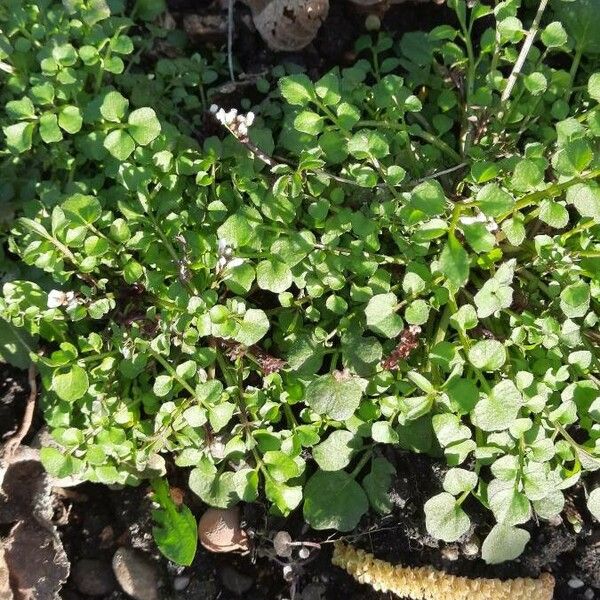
1, 0, 600, 567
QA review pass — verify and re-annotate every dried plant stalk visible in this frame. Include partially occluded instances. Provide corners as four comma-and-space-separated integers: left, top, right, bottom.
332, 542, 555, 600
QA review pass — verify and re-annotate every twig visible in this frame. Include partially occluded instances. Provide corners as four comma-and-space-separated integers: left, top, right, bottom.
0, 60, 14, 74
227, 0, 235, 83
2, 364, 37, 458
501, 0, 549, 102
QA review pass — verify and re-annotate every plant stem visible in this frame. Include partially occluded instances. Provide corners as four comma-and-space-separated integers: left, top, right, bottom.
501, 0, 549, 103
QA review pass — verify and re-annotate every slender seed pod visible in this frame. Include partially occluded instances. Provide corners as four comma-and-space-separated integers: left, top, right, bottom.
332, 542, 555, 600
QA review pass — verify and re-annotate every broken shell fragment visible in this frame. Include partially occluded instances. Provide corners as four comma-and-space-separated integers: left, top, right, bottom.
244, 0, 329, 51
198, 507, 250, 553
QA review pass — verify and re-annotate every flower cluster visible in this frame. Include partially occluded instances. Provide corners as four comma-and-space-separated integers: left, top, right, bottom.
47, 290, 78, 310
216, 238, 244, 274
210, 105, 255, 140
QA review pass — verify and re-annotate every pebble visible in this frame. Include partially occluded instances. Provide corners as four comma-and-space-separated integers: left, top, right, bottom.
173, 575, 190, 591
584, 589, 595, 600
72, 558, 116, 597
220, 565, 253, 595
569, 577, 585, 589
441, 546, 459, 561
112, 547, 159, 600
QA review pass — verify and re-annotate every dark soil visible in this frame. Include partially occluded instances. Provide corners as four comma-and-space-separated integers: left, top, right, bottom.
54, 452, 600, 600
0, 363, 40, 443
1, 363, 599, 599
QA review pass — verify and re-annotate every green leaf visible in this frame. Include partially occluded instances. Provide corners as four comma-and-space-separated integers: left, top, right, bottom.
313, 430, 359, 471
488, 478, 531, 525
189, 458, 238, 508
587, 487, 600, 520
371, 421, 400, 444
58, 106, 82, 133
524, 72, 547, 96
589, 73, 600, 102
476, 183, 514, 217
103, 129, 135, 161
256, 259, 293, 293
560, 282, 590, 318
279, 74, 315, 106
4, 122, 35, 153
566, 183, 600, 222
473, 260, 515, 318
40, 446, 79, 478
6, 97, 35, 119
293, 111, 324, 135
362, 457, 395, 514
305, 372, 366, 421
151, 479, 197, 566
153, 374, 173, 397
52, 365, 89, 402
404, 298, 429, 325
539, 200, 569, 228
100, 90, 128, 122
265, 479, 302, 514
315, 71, 341, 106
0, 319, 35, 369
439, 235, 469, 292
303, 470, 368, 531
467, 340, 506, 371
512, 159, 544, 193
409, 180, 447, 216
39, 113, 63, 143
481, 524, 530, 564
552, 0, 600, 54
263, 450, 301, 482
424, 492, 470, 542
62, 193, 102, 224
472, 379, 522, 431
541, 21, 568, 48
128, 107, 161, 145
347, 129, 389, 160
443, 468, 478, 495
234, 308, 269, 346
365, 293, 403, 338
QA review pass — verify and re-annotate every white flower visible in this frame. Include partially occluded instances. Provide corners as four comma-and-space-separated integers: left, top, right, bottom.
224, 109, 237, 125
216, 108, 226, 124
218, 238, 229, 255
237, 123, 248, 137
227, 258, 245, 270
209, 104, 219, 114
245, 112, 255, 127
47, 290, 66, 308
459, 213, 486, 226
47, 289, 78, 309
64, 291, 78, 310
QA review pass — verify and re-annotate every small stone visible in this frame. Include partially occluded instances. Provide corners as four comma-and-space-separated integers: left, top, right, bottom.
72, 558, 116, 597
173, 576, 190, 592
112, 547, 159, 600
441, 546, 459, 561
568, 577, 585, 589
462, 540, 479, 557
220, 565, 253, 596
584, 589, 595, 600
198, 507, 250, 553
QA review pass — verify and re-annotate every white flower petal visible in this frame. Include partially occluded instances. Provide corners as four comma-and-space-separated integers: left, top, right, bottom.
47, 290, 65, 308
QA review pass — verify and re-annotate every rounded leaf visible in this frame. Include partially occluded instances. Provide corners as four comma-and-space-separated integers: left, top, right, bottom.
52, 365, 89, 402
